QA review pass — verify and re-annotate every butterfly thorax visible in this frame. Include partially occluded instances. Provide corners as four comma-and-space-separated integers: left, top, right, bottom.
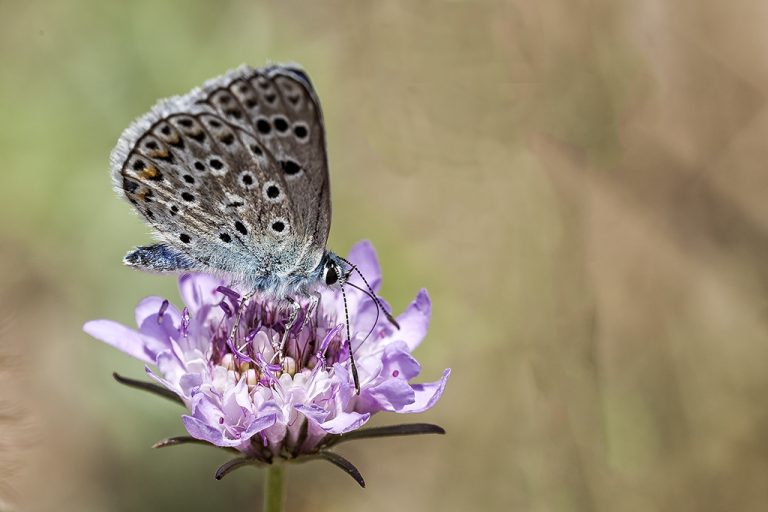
233, 249, 342, 299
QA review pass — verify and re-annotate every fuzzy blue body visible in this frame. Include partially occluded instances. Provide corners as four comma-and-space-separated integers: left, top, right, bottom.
124, 244, 344, 299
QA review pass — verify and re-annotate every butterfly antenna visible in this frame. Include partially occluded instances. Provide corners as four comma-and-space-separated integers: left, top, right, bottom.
340, 283, 361, 394
339, 256, 400, 329
344, 281, 381, 344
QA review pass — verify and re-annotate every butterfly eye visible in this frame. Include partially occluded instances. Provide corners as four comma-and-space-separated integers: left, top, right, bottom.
324, 265, 339, 286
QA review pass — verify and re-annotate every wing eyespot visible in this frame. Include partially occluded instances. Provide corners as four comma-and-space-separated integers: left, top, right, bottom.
269, 217, 290, 236
292, 123, 309, 141
273, 116, 289, 133
256, 118, 272, 135
207, 157, 228, 176
262, 181, 283, 203
238, 171, 257, 190
279, 159, 303, 178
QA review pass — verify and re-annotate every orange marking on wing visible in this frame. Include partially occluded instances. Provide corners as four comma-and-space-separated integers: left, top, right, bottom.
139, 166, 159, 180
148, 149, 169, 159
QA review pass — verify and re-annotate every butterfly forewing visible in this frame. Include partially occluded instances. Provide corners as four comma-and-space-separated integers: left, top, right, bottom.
111, 64, 330, 281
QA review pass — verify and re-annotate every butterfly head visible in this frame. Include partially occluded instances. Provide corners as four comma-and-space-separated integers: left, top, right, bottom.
320, 251, 346, 287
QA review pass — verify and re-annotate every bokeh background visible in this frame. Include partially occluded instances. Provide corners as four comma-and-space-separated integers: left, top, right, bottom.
3, 0, 768, 510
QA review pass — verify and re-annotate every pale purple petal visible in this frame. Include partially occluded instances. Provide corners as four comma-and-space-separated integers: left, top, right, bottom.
346, 240, 382, 292
178, 273, 224, 314
382, 341, 422, 380
294, 403, 330, 424
240, 413, 278, 439
320, 411, 370, 434
145, 364, 178, 394
137, 319, 180, 359
400, 368, 451, 413
366, 378, 416, 411
155, 350, 186, 384
189, 393, 223, 420
135, 296, 181, 330
352, 296, 384, 336
222, 378, 249, 417
396, 289, 431, 351
182, 415, 225, 445
179, 373, 203, 396
83, 320, 157, 365
357, 356, 384, 386
331, 363, 356, 405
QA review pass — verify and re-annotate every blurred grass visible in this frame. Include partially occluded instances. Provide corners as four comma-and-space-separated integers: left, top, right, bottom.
3, 0, 768, 510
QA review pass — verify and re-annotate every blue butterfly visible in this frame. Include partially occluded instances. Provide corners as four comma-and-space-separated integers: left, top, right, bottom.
110, 64, 397, 389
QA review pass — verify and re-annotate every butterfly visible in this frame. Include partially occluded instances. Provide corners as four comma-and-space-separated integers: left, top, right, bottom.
110, 63, 397, 389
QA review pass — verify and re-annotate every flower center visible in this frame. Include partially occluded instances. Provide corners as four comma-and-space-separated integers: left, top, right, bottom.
209, 297, 348, 387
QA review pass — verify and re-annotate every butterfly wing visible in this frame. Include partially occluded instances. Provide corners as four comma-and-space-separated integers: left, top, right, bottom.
197, 65, 332, 266
110, 64, 331, 286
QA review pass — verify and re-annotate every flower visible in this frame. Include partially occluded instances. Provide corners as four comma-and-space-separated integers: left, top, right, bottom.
84, 241, 450, 460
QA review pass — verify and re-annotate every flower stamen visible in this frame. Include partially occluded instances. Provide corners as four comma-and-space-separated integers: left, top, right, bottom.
157, 299, 169, 324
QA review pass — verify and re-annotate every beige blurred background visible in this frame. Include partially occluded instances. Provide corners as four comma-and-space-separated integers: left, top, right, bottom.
3, 0, 768, 510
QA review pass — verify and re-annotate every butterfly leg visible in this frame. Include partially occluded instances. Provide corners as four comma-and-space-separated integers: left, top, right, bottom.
302, 291, 322, 330
272, 298, 300, 363
228, 289, 257, 352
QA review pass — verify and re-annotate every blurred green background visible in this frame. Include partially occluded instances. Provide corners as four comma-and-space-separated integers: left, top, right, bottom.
3, 0, 768, 510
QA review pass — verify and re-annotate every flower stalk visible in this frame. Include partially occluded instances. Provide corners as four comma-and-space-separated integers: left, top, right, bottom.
263, 465, 285, 512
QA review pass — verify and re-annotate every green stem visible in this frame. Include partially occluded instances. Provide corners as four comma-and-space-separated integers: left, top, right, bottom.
263, 464, 285, 512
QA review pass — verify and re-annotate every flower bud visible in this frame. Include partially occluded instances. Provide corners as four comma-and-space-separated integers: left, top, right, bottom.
246, 368, 258, 389
282, 356, 297, 377
221, 353, 235, 372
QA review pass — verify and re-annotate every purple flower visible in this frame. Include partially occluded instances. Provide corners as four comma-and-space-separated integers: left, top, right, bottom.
84, 241, 450, 459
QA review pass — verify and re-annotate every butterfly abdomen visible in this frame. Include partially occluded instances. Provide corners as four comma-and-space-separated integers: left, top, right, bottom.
124, 243, 199, 273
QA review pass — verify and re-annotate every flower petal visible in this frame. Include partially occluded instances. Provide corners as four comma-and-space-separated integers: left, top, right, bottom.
83, 320, 157, 365
295, 403, 330, 424
241, 413, 278, 439
366, 378, 416, 411
223, 378, 250, 418
135, 296, 180, 330
155, 350, 185, 385
352, 296, 385, 338
179, 373, 203, 397
178, 273, 224, 314
400, 368, 451, 413
395, 289, 431, 351
182, 415, 227, 445
382, 341, 422, 381
320, 411, 370, 434
145, 364, 179, 395
346, 240, 382, 293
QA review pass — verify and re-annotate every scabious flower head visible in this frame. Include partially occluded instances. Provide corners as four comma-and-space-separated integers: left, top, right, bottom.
84, 241, 449, 460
